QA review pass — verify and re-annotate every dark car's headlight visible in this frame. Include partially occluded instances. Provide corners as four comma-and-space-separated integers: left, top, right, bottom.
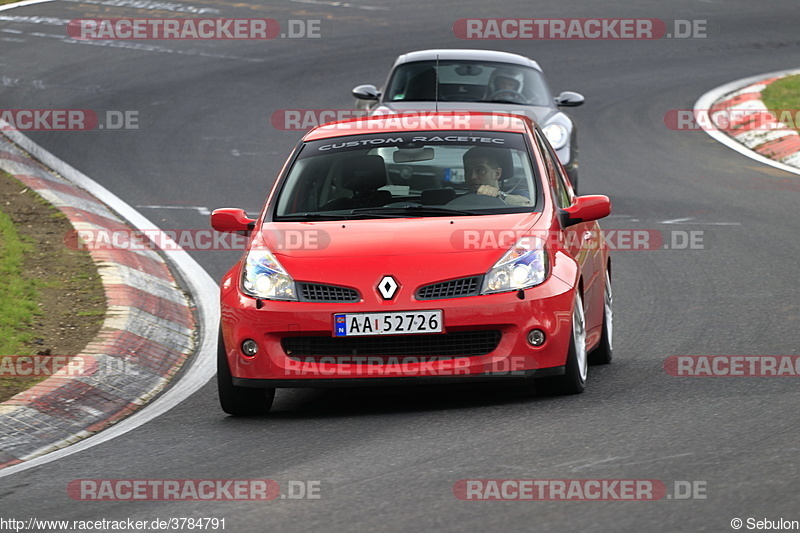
481, 237, 548, 294
241, 247, 297, 301
543, 123, 569, 150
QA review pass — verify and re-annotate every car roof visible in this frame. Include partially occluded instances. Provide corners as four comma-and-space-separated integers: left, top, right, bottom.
303, 112, 535, 141
392, 49, 542, 72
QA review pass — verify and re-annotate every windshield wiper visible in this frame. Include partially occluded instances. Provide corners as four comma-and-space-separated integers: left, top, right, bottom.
276, 212, 368, 221
277, 206, 486, 221
277, 210, 426, 221
349, 206, 481, 217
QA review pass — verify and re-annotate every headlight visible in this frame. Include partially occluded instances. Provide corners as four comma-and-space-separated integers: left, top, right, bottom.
481, 237, 548, 294
543, 123, 569, 150
241, 247, 297, 301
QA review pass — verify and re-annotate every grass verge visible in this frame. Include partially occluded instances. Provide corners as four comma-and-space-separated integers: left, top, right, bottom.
0, 170, 106, 402
0, 191, 38, 354
761, 74, 800, 133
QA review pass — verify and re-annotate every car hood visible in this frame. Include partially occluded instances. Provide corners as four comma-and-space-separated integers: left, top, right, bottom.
375, 101, 558, 125
255, 212, 543, 281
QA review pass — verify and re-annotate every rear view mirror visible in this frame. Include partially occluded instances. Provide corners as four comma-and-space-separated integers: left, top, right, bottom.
393, 147, 435, 163
559, 195, 611, 227
455, 65, 483, 76
211, 208, 256, 234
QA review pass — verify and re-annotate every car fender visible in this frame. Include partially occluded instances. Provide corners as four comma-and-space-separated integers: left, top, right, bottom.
550, 249, 580, 290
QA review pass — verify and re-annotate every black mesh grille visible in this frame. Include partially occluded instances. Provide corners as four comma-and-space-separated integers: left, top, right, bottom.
282, 330, 501, 358
417, 276, 482, 300
298, 283, 360, 302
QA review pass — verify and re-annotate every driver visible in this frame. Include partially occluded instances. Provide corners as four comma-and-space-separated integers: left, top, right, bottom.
485, 68, 526, 102
463, 147, 531, 206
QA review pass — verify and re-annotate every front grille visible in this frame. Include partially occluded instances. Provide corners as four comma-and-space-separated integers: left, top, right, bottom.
282, 330, 501, 359
417, 276, 482, 300
298, 283, 360, 302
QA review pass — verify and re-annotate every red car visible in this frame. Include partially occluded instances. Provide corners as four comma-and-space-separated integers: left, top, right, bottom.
212, 112, 612, 415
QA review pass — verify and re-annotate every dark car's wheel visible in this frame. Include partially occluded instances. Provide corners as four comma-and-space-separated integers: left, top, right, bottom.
217, 329, 275, 416
589, 269, 613, 365
536, 291, 587, 395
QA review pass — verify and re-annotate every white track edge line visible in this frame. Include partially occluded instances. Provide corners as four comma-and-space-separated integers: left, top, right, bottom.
0, 0, 56, 12
694, 68, 800, 178
0, 132, 219, 479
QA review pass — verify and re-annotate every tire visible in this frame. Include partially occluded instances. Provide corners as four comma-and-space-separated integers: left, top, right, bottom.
217, 329, 275, 416
536, 291, 587, 395
589, 269, 613, 365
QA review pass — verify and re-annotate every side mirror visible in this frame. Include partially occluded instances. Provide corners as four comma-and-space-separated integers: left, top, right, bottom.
352, 84, 381, 101
560, 195, 611, 227
211, 208, 256, 233
555, 91, 585, 107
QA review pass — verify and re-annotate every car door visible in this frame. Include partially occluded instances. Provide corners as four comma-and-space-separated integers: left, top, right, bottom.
533, 128, 603, 332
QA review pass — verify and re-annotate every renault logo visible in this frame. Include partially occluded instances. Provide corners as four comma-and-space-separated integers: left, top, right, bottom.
377, 275, 399, 300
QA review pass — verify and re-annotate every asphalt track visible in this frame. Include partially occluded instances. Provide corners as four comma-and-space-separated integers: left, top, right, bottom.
2, 1, 800, 531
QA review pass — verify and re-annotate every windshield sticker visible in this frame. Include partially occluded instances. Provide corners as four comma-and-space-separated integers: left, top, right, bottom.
314, 133, 513, 152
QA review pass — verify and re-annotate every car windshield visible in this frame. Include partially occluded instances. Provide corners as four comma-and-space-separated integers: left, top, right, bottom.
384, 60, 553, 107
274, 130, 540, 221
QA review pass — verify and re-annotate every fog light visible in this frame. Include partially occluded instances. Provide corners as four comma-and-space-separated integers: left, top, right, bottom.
527, 329, 545, 347
241, 339, 259, 356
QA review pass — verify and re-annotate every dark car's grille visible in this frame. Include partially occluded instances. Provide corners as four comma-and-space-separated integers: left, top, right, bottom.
416, 276, 482, 300
282, 330, 501, 359
298, 283, 360, 302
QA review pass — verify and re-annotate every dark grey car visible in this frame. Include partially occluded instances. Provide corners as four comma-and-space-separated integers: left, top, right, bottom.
353, 49, 584, 189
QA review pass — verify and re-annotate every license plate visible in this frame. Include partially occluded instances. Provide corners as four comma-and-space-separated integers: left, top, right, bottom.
333, 310, 443, 337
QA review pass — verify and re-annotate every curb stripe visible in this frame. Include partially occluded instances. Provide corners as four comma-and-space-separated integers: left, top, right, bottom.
695, 68, 800, 177
12, 174, 103, 204
89, 248, 174, 281
0, 105, 216, 475
755, 135, 800, 160
98, 263, 189, 305
103, 285, 195, 329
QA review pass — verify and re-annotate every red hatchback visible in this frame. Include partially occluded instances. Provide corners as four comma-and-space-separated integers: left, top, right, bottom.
212, 112, 612, 415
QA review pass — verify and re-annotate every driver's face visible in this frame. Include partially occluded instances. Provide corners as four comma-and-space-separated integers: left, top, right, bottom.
465, 157, 502, 191
496, 78, 519, 91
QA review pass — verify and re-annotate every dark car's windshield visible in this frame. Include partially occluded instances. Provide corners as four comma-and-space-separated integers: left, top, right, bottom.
384, 60, 552, 107
274, 130, 540, 221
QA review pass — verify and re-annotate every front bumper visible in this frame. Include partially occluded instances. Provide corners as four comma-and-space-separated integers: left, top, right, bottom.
221, 274, 576, 387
